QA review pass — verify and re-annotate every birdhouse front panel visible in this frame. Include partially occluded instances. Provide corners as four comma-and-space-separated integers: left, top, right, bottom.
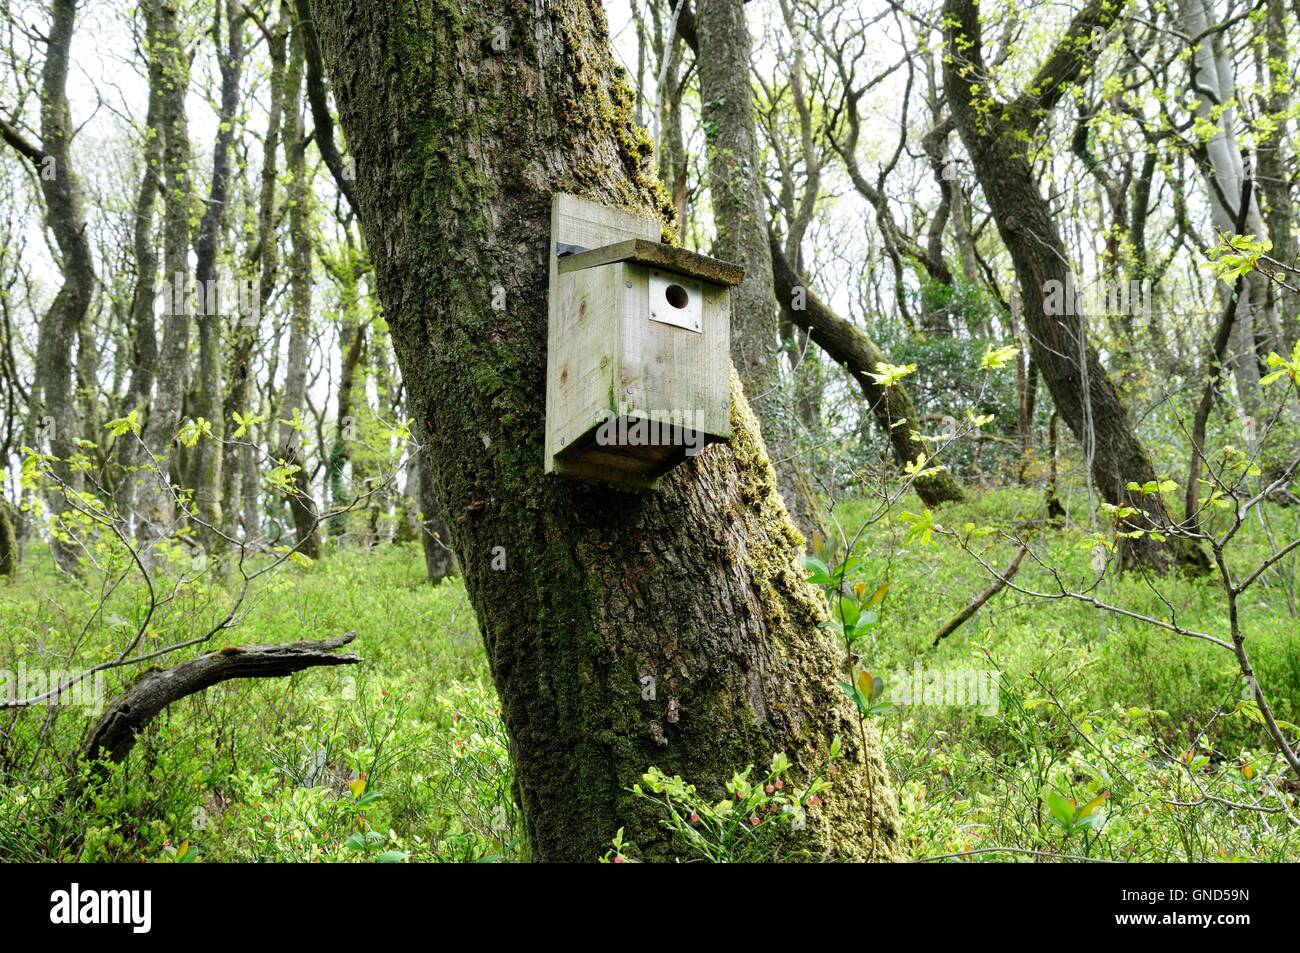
618, 262, 731, 443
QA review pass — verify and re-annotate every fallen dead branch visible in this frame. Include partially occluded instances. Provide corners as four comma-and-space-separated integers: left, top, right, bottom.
82, 632, 360, 769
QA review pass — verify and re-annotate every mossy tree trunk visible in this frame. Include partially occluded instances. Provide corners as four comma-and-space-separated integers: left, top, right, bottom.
138, 0, 194, 544
315, 0, 900, 862
275, 21, 321, 559
222, 8, 290, 541
0, 502, 16, 578
114, 36, 164, 530
191, 0, 246, 542
1, 0, 94, 571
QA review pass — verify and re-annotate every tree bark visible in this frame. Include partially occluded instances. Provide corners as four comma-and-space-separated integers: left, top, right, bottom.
1259, 0, 1298, 348
649, 1, 688, 240
222, 8, 290, 542
315, 0, 900, 862
323, 231, 367, 512
412, 428, 455, 585
82, 633, 358, 771
0, 501, 16, 577
114, 42, 164, 528
191, 0, 247, 541
138, 0, 195, 545
293, 0, 359, 216
276, 21, 321, 559
0, 0, 95, 571
1178, 0, 1278, 426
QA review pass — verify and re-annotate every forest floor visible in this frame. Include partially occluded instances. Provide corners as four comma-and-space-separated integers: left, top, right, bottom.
2, 486, 1298, 862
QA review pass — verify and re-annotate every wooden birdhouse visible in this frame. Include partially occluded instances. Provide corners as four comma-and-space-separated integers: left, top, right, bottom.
545, 194, 744, 489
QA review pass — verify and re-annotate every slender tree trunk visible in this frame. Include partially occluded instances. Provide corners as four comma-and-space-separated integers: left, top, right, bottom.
115, 50, 164, 530
138, 0, 195, 545
0, 501, 16, 578
650, 2, 688, 240
1259, 0, 1298, 348
277, 22, 321, 559
414, 440, 455, 585
695, 0, 824, 541
324, 233, 367, 513
0, 0, 95, 570
1179, 0, 1277, 429
192, 0, 246, 541
223, 10, 289, 542
316, 0, 900, 862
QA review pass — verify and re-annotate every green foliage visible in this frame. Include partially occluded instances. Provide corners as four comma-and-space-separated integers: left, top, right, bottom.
608, 743, 841, 863
2, 485, 1298, 863
0, 543, 508, 862
835, 488, 1300, 862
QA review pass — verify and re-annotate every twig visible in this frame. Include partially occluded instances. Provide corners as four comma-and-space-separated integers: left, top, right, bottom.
932, 543, 1028, 647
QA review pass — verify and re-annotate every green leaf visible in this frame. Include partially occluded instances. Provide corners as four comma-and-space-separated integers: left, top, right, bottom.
1046, 790, 1074, 826
836, 597, 860, 628
803, 554, 832, 585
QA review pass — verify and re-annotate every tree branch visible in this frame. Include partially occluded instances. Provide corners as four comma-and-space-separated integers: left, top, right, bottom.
293, 0, 358, 216
82, 632, 360, 768
932, 543, 1027, 646
0, 113, 46, 165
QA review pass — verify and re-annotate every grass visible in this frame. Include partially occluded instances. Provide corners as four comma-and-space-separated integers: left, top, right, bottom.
1, 486, 1298, 862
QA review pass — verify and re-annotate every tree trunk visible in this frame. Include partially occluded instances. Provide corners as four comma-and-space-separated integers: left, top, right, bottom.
1259, 0, 1298, 349
411, 427, 455, 585
114, 43, 164, 530
316, 0, 900, 863
1178, 0, 1278, 429
0, 502, 16, 578
324, 232, 367, 513
191, 0, 246, 542
138, 0, 195, 545
695, 0, 824, 541
650, 0, 688, 239
0, 0, 95, 570
223, 8, 290, 542
276, 22, 321, 559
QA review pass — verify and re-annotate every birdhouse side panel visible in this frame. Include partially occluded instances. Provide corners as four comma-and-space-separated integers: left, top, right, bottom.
545, 263, 622, 461
545, 194, 660, 473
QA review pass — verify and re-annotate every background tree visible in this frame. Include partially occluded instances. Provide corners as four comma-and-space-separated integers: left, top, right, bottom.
0, 0, 94, 570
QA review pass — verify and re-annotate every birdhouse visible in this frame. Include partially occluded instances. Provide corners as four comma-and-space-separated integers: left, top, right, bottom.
545, 194, 743, 489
